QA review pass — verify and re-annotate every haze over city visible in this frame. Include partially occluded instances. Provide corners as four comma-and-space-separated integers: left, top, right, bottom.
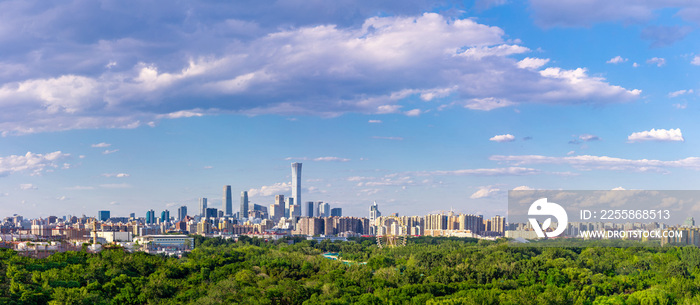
2, 1, 700, 219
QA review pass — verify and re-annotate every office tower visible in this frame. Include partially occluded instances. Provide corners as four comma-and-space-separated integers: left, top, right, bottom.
369, 201, 381, 223
290, 204, 301, 217
205, 208, 218, 219
97, 210, 110, 222
306, 201, 314, 217
331, 208, 342, 217
270, 202, 285, 222
177, 206, 187, 222
129, 213, 135, 220
161, 210, 170, 222
275, 194, 285, 205
315, 201, 323, 218
218, 210, 224, 218
199, 198, 208, 217
291, 163, 302, 209
224, 185, 233, 216
285, 197, 294, 218
320, 202, 330, 217
240, 191, 249, 219
146, 209, 155, 224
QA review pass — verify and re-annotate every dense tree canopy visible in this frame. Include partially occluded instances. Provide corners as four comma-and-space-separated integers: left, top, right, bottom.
1, 237, 699, 304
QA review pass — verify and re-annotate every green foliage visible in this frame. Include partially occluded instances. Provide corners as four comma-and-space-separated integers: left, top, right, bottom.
2, 238, 700, 304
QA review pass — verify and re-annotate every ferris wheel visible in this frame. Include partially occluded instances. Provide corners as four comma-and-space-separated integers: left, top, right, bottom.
375, 215, 408, 249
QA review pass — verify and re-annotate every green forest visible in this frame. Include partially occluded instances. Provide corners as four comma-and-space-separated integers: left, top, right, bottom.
2, 236, 700, 304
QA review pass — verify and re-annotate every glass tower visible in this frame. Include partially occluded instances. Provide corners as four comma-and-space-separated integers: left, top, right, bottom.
291, 163, 302, 211
240, 191, 249, 219
224, 185, 232, 216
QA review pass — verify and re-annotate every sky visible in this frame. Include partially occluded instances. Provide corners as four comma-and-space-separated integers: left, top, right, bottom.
1, 0, 700, 219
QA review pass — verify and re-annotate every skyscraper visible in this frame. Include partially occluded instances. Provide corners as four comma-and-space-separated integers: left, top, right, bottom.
320, 202, 330, 217
146, 209, 156, 224
161, 210, 170, 222
177, 206, 187, 222
306, 201, 314, 217
291, 163, 302, 209
224, 185, 232, 216
240, 191, 249, 219
199, 198, 208, 217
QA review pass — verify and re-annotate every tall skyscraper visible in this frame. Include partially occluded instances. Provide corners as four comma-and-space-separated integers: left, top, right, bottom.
306, 201, 314, 217
161, 210, 170, 222
320, 202, 330, 217
285, 197, 294, 218
315, 201, 324, 218
291, 163, 302, 209
223, 185, 233, 216
146, 209, 155, 224
240, 191, 249, 219
177, 206, 187, 222
199, 198, 208, 217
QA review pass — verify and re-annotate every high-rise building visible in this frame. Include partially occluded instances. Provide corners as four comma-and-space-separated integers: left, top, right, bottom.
291, 163, 302, 209
290, 204, 301, 217
369, 201, 381, 222
315, 201, 323, 217
331, 208, 342, 217
224, 185, 233, 216
146, 209, 156, 224
98, 210, 110, 222
177, 206, 187, 222
129, 213, 136, 220
320, 202, 330, 217
240, 191, 249, 219
285, 197, 294, 218
161, 210, 170, 222
306, 201, 314, 217
205, 208, 218, 219
199, 198, 208, 217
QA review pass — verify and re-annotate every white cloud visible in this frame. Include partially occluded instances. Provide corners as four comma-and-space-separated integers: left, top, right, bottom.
462, 97, 516, 111
633, 62, 640, 68
0, 151, 70, 176
91, 142, 111, 148
314, 156, 351, 162
101, 173, 130, 178
490, 153, 700, 172
606, 56, 627, 64
490, 134, 515, 142
578, 134, 599, 141
627, 128, 684, 142
517, 57, 550, 69
692, 56, 700, 66
0, 12, 641, 134
419, 167, 543, 176
674, 103, 687, 109
56, 195, 68, 200
405, 109, 422, 117
646, 57, 666, 67
248, 182, 291, 197
669, 89, 694, 98
470, 186, 500, 199
203, 166, 213, 169
368, 120, 382, 123
612, 187, 626, 190
102, 149, 119, 155
19, 183, 37, 190
512, 185, 534, 191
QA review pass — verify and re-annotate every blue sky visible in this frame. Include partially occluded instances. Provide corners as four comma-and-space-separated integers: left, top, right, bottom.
1, 0, 700, 219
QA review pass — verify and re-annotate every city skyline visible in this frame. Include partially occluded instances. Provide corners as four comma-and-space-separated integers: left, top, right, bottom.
3, 2, 700, 219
